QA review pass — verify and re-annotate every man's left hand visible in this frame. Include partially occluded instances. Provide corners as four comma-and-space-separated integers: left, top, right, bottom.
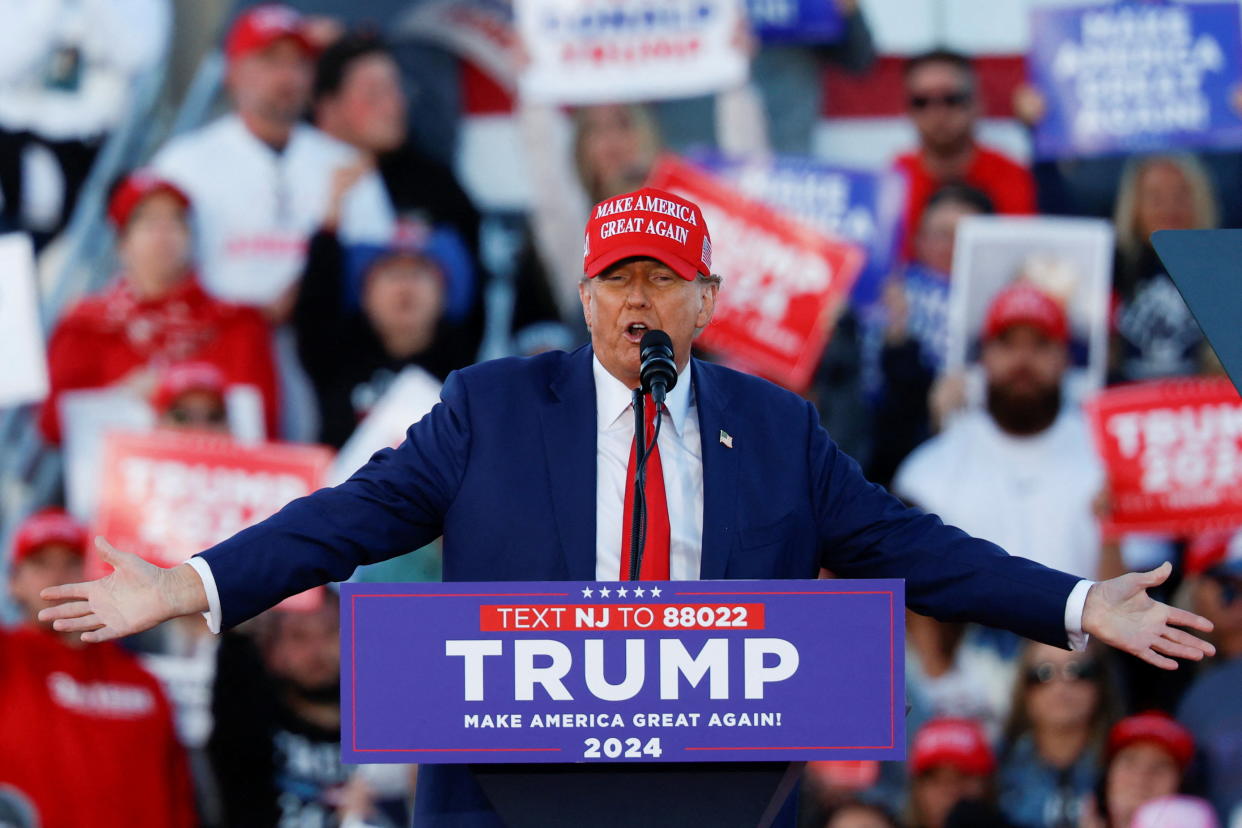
1082, 562, 1215, 669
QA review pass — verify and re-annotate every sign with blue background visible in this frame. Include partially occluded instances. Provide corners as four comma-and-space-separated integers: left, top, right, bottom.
341, 579, 905, 764
747, 0, 844, 43
690, 152, 906, 310
1029, 1, 1242, 159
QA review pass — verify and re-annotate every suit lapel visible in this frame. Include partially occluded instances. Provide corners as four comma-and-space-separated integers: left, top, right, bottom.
540, 346, 598, 580
693, 360, 738, 580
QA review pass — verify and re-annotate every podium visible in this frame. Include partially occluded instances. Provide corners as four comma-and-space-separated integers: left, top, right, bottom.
341, 579, 905, 826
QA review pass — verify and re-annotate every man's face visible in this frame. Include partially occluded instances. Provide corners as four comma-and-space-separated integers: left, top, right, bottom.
228, 38, 313, 126
579, 258, 717, 388
161, 389, 230, 434
8, 544, 83, 625
981, 325, 1067, 434
362, 254, 445, 350
318, 53, 407, 153
911, 765, 987, 828
264, 602, 340, 696
906, 61, 977, 155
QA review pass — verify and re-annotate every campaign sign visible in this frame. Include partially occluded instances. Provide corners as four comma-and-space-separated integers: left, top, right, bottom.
647, 156, 864, 392
516, 0, 749, 105
92, 430, 333, 573
1086, 378, 1242, 536
747, 0, 843, 44
689, 152, 905, 310
1028, 1, 1242, 159
342, 579, 904, 764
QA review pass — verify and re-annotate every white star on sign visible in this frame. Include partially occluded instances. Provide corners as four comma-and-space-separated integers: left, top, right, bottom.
599, 586, 611, 598
633, 586, 646, 597
649, 586, 662, 597
581, 586, 593, 598
616, 587, 628, 598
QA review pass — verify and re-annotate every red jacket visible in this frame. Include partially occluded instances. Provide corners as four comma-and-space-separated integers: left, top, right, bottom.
39, 275, 279, 443
0, 626, 197, 828
894, 144, 1037, 260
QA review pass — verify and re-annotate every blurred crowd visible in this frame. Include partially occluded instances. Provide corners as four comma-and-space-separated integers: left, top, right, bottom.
3, 1, 1242, 827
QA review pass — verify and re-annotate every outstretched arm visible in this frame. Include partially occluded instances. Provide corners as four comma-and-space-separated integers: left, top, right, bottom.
39, 538, 208, 642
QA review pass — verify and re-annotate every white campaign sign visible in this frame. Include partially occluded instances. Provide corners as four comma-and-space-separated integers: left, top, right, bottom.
516, 0, 749, 105
329, 366, 444, 486
0, 234, 49, 406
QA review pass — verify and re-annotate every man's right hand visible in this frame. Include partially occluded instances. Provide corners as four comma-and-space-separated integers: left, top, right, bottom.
37, 537, 209, 643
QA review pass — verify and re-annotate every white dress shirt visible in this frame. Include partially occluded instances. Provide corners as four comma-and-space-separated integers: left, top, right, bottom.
189, 357, 1091, 644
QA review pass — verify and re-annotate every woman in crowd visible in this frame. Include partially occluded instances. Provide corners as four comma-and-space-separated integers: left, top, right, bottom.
39, 169, 278, 444
997, 642, 1120, 827
1084, 712, 1196, 828
1110, 154, 1218, 383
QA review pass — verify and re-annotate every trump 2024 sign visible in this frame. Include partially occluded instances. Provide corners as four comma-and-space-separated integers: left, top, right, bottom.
341, 580, 905, 764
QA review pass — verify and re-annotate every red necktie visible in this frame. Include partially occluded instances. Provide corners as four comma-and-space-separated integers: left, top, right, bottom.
619, 395, 670, 580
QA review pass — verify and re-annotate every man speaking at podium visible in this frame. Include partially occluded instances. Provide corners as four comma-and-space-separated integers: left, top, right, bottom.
41, 187, 1213, 823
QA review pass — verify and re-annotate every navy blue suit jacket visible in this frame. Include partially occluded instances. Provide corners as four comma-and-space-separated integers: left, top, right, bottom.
199, 345, 1079, 823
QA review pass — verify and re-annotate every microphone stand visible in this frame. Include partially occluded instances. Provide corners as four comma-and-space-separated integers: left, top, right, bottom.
627, 389, 663, 581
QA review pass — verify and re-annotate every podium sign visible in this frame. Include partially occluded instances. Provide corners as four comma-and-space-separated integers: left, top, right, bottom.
341, 579, 905, 764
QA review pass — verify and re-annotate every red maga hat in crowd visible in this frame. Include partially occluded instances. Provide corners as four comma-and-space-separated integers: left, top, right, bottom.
153, 362, 228, 414
225, 4, 315, 62
107, 169, 190, 230
1107, 711, 1195, 770
910, 717, 995, 776
583, 187, 712, 281
11, 508, 88, 565
982, 282, 1069, 343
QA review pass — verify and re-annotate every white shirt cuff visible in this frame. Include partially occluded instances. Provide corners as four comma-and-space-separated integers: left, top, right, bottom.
1064, 579, 1094, 651
185, 556, 223, 635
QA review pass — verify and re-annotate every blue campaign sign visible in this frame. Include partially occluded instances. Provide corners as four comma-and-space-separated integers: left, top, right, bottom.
1029, 1, 1242, 159
341, 579, 905, 764
689, 152, 906, 309
747, 0, 844, 43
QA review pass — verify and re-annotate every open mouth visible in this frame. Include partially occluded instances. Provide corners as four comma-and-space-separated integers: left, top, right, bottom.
623, 322, 649, 343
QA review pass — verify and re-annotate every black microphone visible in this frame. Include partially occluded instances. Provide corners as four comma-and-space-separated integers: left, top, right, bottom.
639, 330, 677, 405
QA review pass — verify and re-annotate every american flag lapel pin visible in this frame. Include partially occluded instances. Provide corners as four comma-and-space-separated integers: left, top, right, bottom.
719, 429, 733, 449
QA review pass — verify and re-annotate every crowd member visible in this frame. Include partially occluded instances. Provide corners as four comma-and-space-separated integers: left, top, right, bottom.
997, 642, 1120, 828
153, 361, 232, 435
152, 4, 393, 316
1086, 713, 1195, 828
894, 50, 1034, 260
905, 611, 1016, 741
0, 509, 195, 828
293, 205, 476, 447
0, 0, 168, 243
209, 591, 362, 827
866, 184, 994, 487
38, 169, 278, 444
822, 800, 904, 828
907, 718, 997, 828
1178, 531, 1242, 823
1110, 154, 1219, 383
893, 283, 1106, 579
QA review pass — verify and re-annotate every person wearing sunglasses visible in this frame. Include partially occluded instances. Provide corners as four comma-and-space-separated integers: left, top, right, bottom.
894, 49, 1036, 261
153, 362, 232, 436
997, 642, 1121, 828
1177, 529, 1242, 824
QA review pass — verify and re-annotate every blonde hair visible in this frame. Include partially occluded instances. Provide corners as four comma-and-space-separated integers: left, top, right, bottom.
572, 104, 661, 204
1113, 154, 1217, 261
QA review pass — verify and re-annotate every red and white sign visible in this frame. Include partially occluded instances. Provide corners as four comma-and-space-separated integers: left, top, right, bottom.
1086, 378, 1242, 536
647, 156, 863, 392
92, 431, 332, 574
516, 0, 748, 104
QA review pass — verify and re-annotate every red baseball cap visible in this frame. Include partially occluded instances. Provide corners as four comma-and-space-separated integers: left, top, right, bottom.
108, 169, 190, 230
1108, 712, 1195, 770
153, 362, 228, 414
583, 187, 712, 281
11, 508, 88, 566
911, 718, 995, 776
982, 283, 1069, 343
1186, 527, 1242, 576
225, 4, 315, 62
